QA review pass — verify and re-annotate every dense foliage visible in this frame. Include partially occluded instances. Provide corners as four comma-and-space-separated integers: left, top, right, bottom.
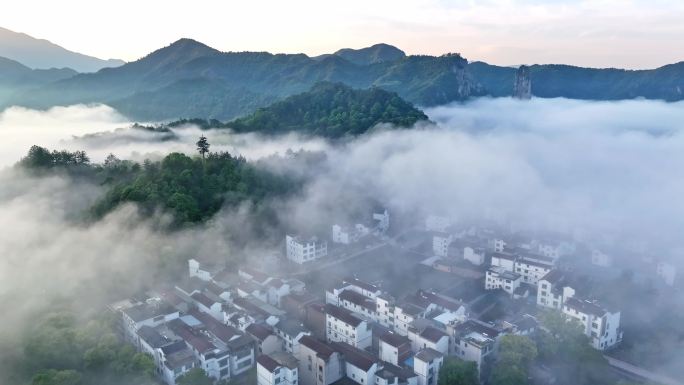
438, 358, 478, 385
229, 82, 428, 137
19, 145, 299, 225
18, 311, 155, 385
488, 335, 537, 385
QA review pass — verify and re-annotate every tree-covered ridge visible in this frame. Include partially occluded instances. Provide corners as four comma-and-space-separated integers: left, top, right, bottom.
227, 82, 428, 137
19, 145, 299, 225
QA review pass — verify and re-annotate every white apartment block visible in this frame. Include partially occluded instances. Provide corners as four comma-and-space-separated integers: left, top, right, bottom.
463, 246, 485, 266
412, 348, 443, 385
432, 233, 453, 257
491, 252, 554, 285
485, 267, 522, 295
296, 336, 344, 385
286, 235, 328, 264
257, 352, 299, 385
332, 224, 370, 244
536, 270, 576, 310
562, 297, 622, 350
325, 304, 372, 349
451, 320, 501, 376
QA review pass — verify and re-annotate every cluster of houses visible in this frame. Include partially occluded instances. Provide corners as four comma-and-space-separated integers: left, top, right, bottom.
427, 215, 625, 351
107, 211, 680, 385
286, 209, 390, 264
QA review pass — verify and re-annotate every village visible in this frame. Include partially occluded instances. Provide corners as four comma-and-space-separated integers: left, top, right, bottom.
108, 210, 680, 385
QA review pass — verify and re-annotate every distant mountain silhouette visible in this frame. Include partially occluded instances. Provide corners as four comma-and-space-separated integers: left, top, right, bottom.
2, 37, 684, 121
0, 27, 124, 72
333, 43, 406, 65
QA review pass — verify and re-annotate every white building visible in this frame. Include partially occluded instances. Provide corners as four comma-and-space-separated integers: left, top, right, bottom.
485, 267, 522, 295
325, 304, 372, 349
490, 251, 554, 285
562, 297, 622, 350
373, 209, 390, 233
296, 335, 344, 385
432, 233, 453, 257
121, 300, 180, 345
451, 320, 501, 376
188, 258, 224, 282
286, 235, 328, 264
412, 348, 443, 385
463, 246, 485, 266
591, 249, 613, 267
536, 270, 576, 310
407, 325, 449, 356
378, 331, 412, 366
274, 318, 311, 354
332, 224, 370, 244
257, 352, 299, 385
332, 341, 380, 385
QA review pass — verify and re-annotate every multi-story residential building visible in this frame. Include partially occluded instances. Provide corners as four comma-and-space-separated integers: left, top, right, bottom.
432, 233, 453, 257
121, 300, 180, 345
159, 340, 197, 385
412, 348, 443, 385
536, 270, 576, 310
332, 341, 380, 385
562, 298, 622, 350
332, 224, 370, 244
375, 363, 419, 385
246, 323, 282, 355
373, 209, 390, 233
378, 331, 412, 366
296, 335, 344, 385
407, 324, 449, 356
286, 235, 328, 264
257, 352, 299, 385
450, 320, 501, 376
463, 246, 485, 266
325, 304, 372, 349
274, 317, 311, 354
485, 266, 522, 295
490, 251, 554, 285
188, 258, 224, 282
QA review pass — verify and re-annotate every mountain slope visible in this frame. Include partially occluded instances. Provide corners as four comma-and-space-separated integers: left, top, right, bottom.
229, 82, 428, 137
0, 26, 124, 72
334, 43, 406, 65
0, 56, 78, 104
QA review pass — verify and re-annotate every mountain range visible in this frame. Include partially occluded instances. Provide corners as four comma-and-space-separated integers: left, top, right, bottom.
0, 35, 683, 121
0, 27, 124, 72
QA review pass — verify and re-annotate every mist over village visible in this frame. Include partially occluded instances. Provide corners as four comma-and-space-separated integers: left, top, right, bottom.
1, 2, 684, 385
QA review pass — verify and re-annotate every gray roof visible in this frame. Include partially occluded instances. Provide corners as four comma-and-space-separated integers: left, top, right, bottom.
122, 302, 176, 322
414, 348, 443, 362
275, 317, 310, 337
137, 325, 169, 348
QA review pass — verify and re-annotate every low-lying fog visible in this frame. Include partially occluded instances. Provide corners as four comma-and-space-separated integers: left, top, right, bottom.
1, 97, 683, 378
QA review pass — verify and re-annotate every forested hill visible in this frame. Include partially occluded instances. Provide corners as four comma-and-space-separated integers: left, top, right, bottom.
229, 82, 428, 137
141, 82, 429, 138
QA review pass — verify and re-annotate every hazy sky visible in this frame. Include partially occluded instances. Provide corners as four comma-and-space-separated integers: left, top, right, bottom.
1, 0, 683, 69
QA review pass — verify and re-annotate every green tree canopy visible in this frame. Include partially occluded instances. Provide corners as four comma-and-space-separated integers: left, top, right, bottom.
438, 357, 479, 385
177, 368, 214, 385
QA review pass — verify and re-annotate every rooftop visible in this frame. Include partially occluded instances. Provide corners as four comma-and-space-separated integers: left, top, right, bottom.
564, 297, 610, 317
331, 341, 377, 371
299, 335, 336, 360
246, 323, 274, 341
420, 326, 448, 343
379, 331, 410, 348
275, 317, 310, 337
339, 290, 377, 312
325, 304, 363, 327
122, 302, 177, 322
414, 348, 443, 362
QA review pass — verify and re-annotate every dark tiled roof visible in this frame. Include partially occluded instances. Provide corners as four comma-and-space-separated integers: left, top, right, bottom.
275, 317, 309, 337
339, 290, 377, 312
379, 331, 410, 348
331, 341, 377, 371
414, 348, 443, 362
137, 325, 169, 348
342, 277, 379, 293
189, 309, 241, 344
257, 354, 280, 371
454, 320, 500, 338
299, 335, 336, 360
241, 267, 270, 284
325, 304, 363, 327
246, 323, 274, 341
123, 303, 176, 322
161, 340, 187, 355
418, 290, 464, 312
564, 297, 608, 317
167, 319, 215, 353
541, 269, 566, 284
420, 326, 448, 343
191, 292, 217, 308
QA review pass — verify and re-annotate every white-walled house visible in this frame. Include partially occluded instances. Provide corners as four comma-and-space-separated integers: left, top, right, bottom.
296, 335, 344, 385
463, 246, 485, 266
325, 304, 372, 349
378, 331, 412, 366
485, 267, 522, 295
536, 270, 575, 310
246, 323, 282, 356
451, 320, 501, 376
407, 325, 449, 356
188, 258, 224, 282
332, 341, 380, 385
257, 352, 299, 385
432, 233, 453, 257
121, 301, 180, 345
562, 298, 622, 350
332, 224, 370, 244
412, 348, 443, 385
286, 235, 328, 264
